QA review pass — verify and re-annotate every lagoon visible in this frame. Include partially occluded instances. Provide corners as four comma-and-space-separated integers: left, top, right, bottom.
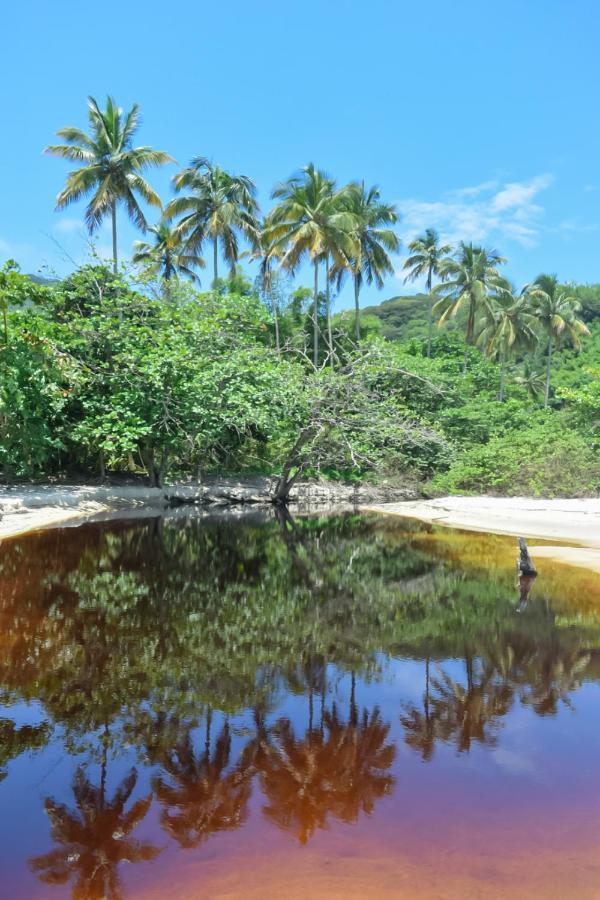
1, 511, 599, 898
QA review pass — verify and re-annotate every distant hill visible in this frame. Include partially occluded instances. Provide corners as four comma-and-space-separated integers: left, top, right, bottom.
26, 274, 59, 286
362, 294, 430, 341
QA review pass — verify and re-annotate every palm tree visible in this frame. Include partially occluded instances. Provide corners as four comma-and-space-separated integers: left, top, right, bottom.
477, 287, 538, 401
266, 164, 354, 367
165, 157, 259, 284
30, 767, 159, 899
403, 228, 451, 357
45, 96, 173, 274
527, 275, 590, 408
515, 359, 546, 402
335, 182, 399, 342
434, 243, 507, 374
132, 219, 205, 284
249, 221, 285, 353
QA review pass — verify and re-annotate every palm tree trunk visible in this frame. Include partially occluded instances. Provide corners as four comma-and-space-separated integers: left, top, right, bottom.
111, 202, 118, 275
325, 253, 334, 370
273, 295, 281, 355
354, 275, 361, 342
544, 337, 553, 408
463, 295, 476, 375
426, 268, 433, 358
313, 259, 319, 368
499, 348, 506, 401
213, 237, 218, 284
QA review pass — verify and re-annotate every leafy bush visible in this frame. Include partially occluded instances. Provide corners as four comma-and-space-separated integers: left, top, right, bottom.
430, 423, 600, 496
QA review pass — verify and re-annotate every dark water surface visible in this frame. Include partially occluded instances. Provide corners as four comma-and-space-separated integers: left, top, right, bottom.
1, 511, 599, 899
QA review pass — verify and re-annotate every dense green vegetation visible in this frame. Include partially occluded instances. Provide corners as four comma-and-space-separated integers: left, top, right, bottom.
0, 94, 597, 495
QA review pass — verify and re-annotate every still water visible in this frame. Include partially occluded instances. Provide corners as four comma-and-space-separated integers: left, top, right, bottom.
1, 510, 599, 899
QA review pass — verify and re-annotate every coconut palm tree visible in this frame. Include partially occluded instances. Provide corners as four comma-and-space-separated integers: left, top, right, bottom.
249, 221, 285, 353
403, 228, 451, 357
526, 275, 590, 408
266, 164, 354, 367
515, 359, 546, 402
335, 182, 399, 342
477, 287, 538, 401
434, 243, 508, 374
45, 96, 173, 274
29, 766, 159, 899
132, 220, 205, 284
165, 157, 259, 284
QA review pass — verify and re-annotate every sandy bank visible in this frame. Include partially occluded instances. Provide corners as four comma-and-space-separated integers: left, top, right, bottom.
0, 479, 418, 541
365, 496, 600, 572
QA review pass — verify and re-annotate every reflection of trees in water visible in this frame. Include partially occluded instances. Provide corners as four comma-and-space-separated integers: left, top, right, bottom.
258, 700, 395, 844
401, 620, 593, 758
0, 716, 51, 781
152, 713, 251, 848
29, 766, 159, 900
1, 510, 599, 885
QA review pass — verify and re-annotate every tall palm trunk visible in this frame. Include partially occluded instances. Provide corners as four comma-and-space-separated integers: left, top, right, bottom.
544, 337, 553, 408
213, 236, 219, 284
313, 259, 319, 368
273, 296, 281, 355
463, 293, 476, 375
111, 202, 118, 275
354, 275, 361, 342
325, 253, 334, 370
498, 347, 506, 401
426, 267, 433, 358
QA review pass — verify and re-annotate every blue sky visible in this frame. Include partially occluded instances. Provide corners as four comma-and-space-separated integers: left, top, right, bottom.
2, 0, 600, 308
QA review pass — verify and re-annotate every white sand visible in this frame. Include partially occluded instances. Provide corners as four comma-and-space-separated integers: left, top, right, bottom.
0, 485, 166, 540
364, 496, 600, 573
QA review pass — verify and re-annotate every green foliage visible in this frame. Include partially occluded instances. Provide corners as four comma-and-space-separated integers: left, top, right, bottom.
431, 421, 600, 496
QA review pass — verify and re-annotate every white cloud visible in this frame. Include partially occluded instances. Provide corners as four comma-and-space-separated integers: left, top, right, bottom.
53, 217, 84, 234
396, 174, 555, 276
491, 174, 553, 212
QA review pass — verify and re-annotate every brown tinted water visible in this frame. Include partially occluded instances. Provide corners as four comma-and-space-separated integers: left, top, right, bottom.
1, 511, 599, 899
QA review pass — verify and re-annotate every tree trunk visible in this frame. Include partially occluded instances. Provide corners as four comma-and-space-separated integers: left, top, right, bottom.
273, 295, 281, 355
111, 202, 118, 275
544, 337, 553, 408
325, 253, 334, 369
213, 236, 218, 285
426, 268, 433, 358
354, 275, 361, 342
498, 348, 506, 401
273, 424, 317, 503
518, 536, 538, 577
313, 259, 319, 368
463, 295, 476, 375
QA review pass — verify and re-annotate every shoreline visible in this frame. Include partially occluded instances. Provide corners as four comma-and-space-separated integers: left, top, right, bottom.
2, 487, 599, 574
364, 496, 600, 574
0, 479, 416, 542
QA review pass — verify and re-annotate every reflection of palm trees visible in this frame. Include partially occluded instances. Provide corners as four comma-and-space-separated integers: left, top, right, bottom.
152, 716, 251, 848
430, 664, 513, 752
520, 649, 590, 716
401, 659, 514, 757
400, 657, 438, 761
259, 701, 395, 844
29, 766, 158, 900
